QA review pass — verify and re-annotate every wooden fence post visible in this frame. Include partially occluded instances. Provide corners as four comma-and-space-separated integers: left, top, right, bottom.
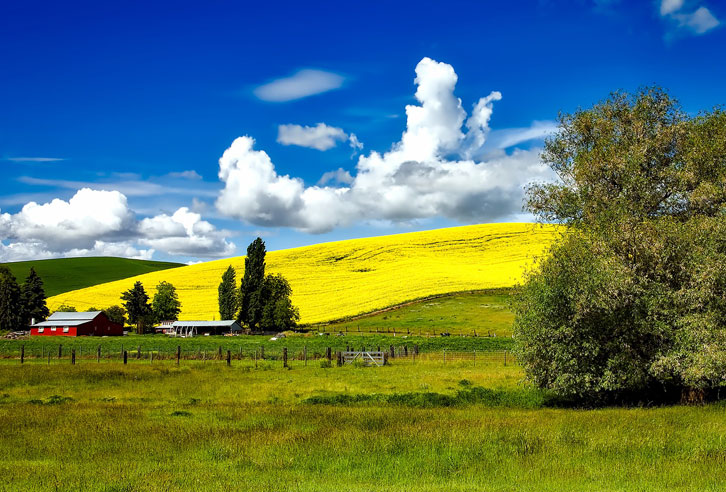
283, 347, 288, 368
337, 351, 343, 367
227, 350, 231, 366
260, 347, 265, 360
473, 349, 476, 367
304, 345, 307, 366
71, 349, 76, 365
137, 346, 141, 359
325, 347, 332, 361
150, 351, 154, 363
97, 345, 101, 363
389, 345, 395, 358
58, 344, 62, 359
504, 350, 507, 366
176, 346, 181, 365
20, 345, 24, 364
404, 345, 408, 357
443, 349, 446, 364
123, 351, 128, 365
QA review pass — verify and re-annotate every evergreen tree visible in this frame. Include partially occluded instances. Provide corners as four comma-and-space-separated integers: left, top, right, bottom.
0, 267, 22, 331
20, 267, 49, 325
238, 238, 267, 331
151, 281, 181, 322
218, 265, 238, 320
121, 281, 152, 334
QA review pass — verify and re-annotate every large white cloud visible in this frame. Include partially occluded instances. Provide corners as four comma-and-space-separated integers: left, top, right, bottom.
216, 57, 555, 233
0, 189, 235, 262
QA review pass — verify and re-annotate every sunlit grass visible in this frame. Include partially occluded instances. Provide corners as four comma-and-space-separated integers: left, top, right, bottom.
1, 361, 725, 491
47, 223, 559, 323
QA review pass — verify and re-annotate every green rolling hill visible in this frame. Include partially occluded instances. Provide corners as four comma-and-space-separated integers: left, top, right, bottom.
1, 257, 183, 297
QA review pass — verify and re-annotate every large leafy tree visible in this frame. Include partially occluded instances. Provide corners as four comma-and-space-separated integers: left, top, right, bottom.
121, 281, 152, 334
218, 265, 238, 320
514, 87, 726, 403
0, 267, 22, 331
21, 267, 49, 325
238, 238, 267, 331
260, 274, 300, 332
104, 305, 126, 326
152, 281, 181, 322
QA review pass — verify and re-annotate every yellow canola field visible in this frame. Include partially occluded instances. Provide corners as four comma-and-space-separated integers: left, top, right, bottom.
48, 223, 560, 324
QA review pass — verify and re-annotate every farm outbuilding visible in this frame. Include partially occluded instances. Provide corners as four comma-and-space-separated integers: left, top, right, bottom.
168, 320, 242, 337
30, 311, 123, 337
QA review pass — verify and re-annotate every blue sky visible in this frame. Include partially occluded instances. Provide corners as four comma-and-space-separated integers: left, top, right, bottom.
1, 0, 724, 263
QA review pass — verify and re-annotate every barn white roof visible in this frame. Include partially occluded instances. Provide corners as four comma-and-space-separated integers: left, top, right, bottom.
172, 320, 241, 330
32, 311, 102, 327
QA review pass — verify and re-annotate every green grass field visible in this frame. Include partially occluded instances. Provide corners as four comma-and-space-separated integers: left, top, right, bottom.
1, 257, 183, 297
1, 360, 724, 491
323, 289, 514, 336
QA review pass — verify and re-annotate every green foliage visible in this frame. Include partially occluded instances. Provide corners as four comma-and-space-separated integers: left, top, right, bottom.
237, 238, 299, 332
217, 265, 238, 320
515, 87, 726, 402
0, 257, 182, 297
55, 304, 77, 312
0, 266, 22, 331
121, 281, 152, 334
152, 281, 181, 322
20, 267, 49, 325
104, 305, 126, 326
260, 274, 300, 332
239, 238, 267, 330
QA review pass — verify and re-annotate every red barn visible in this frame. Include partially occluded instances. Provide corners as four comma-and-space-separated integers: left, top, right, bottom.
31, 311, 123, 337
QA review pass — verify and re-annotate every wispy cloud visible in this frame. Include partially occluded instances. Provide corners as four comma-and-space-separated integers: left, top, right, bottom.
277, 123, 363, 151
659, 0, 720, 36
167, 170, 203, 180
17, 176, 219, 198
5, 157, 66, 162
254, 69, 345, 102
487, 121, 558, 150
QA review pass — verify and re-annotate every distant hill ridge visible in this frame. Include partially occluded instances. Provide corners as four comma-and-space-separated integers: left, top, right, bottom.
47, 223, 560, 324
1, 257, 183, 297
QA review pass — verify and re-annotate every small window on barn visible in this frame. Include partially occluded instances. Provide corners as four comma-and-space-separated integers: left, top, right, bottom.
51, 327, 56, 331
63, 326, 69, 333
38, 328, 44, 333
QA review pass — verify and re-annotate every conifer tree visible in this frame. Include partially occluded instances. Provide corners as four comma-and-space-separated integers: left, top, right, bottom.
218, 265, 238, 320
121, 281, 152, 334
0, 267, 22, 331
21, 267, 49, 325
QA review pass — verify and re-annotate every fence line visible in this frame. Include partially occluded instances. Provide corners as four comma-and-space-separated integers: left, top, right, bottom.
6, 343, 514, 368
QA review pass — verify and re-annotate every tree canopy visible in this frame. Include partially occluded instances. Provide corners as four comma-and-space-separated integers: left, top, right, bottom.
121, 281, 152, 334
21, 267, 49, 325
238, 238, 267, 330
514, 87, 726, 403
237, 238, 298, 332
152, 281, 181, 322
0, 267, 22, 331
218, 265, 238, 320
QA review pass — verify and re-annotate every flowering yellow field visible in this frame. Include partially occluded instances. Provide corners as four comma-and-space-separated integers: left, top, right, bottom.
47, 223, 560, 324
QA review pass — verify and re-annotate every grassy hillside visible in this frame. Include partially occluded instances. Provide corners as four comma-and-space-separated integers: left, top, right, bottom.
48, 223, 560, 323
1, 257, 183, 297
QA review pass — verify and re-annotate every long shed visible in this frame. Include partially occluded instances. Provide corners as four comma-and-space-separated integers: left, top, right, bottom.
31, 311, 123, 337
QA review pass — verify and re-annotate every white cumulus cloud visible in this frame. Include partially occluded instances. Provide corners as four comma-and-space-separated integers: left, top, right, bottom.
254, 69, 345, 102
277, 123, 362, 151
0, 189, 235, 261
215, 57, 555, 233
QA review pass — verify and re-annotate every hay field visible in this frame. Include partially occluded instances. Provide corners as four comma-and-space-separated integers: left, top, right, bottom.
47, 223, 559, 324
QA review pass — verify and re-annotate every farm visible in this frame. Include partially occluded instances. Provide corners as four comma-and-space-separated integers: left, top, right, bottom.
1, 358, 725, 491
46, 223, 559, 324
